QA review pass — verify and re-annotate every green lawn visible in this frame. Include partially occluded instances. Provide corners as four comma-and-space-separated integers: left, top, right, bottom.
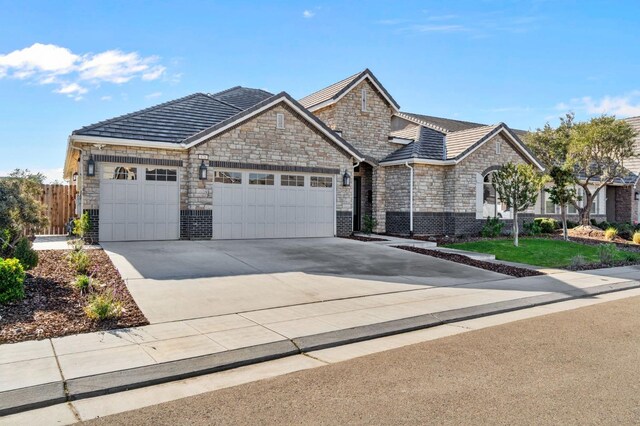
443, 238, 640, 268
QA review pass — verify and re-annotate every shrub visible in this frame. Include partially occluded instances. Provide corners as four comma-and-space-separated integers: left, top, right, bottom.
72, 212, 91, 240
0, 258, 26, 304
68, 250, 91, 274
604, 227, 618, 241
362, 214, 378, 235
598, 243, 617, 264
67, 238, 84, 252
571, 255, 587, 267
593, 220, 611, 231
523, 220, 542, 236
633, 232, 640, 245
615, 223, 634, 240
72, 274, 92, 293
84, 292, 122, 320
533, 218, 558, 234
481, 217, 504, 238
13, 237, 38, 270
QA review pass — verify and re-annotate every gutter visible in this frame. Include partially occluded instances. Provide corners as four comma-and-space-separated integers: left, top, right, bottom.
405, 162, 414, 236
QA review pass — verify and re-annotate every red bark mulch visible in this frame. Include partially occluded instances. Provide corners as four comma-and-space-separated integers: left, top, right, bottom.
0, 249, 148, 344
395, 246, 544, 278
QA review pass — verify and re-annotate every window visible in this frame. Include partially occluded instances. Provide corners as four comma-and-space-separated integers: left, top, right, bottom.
545, 194, 558, 214
276, 113, 285, 129
214, 171, 242, 184
495, 140, 502, 154
361, 88, 367, 112
281, 175, 304, 187
102, 165, 137, 180
311, 176, 333, 188
146, 168, 177, 182
249, 173, 274, 185
482, 172, 511, 219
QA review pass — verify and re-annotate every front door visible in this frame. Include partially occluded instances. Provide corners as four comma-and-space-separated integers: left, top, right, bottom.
353, 177, 361, 231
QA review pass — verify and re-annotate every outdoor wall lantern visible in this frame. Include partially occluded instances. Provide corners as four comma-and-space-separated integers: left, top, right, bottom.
87, 155, 95, 177
342, 170, 351, 186
635, 191, 639, 201
72, 172, 78, 183
199, 160, 208, 180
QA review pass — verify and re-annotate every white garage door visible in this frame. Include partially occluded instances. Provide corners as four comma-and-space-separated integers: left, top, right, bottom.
213, 170, 335, 239
99, 165, 180, 242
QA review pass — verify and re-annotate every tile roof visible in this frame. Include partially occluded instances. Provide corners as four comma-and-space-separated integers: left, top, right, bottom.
73, 87, 274, 143
389, 126, 420, 140
445, 124, 501, 159
298, 69, 400, 111
383, 126, 446, 162
400, 112, 485, 133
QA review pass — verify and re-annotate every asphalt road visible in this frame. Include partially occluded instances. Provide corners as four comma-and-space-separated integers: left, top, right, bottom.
87, 296, 640, 425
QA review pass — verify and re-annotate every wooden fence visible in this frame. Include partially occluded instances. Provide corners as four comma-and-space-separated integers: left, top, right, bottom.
39, 184, 77, 235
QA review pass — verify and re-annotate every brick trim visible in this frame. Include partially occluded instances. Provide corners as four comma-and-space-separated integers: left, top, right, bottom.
210, 161, 339, 175
93, 154, 183, 167
336, 210, 352, 236
180, 210, 212, 240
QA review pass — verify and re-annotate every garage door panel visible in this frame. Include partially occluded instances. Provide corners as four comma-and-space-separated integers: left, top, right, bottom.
213, 171, 334, 240
99, 165, 179, 242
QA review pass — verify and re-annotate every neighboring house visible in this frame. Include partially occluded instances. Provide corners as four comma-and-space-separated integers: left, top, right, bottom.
618, 116, 640, 223
63, 69, 608, 242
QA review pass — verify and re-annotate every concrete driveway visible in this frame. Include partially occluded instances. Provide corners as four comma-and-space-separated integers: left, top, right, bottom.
102, 238, 508, 323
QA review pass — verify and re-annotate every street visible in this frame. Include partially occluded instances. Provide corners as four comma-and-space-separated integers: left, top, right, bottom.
87, 295, 640, 425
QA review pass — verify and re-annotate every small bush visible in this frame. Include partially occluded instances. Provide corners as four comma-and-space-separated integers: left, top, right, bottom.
72, 274, 92, 293
615, 223, 634, 240
68, 250, 91, 274
633, 232, 640, 245
13, 237, 38, 270
533, 218, 558, 234
84, 292, 122, 320
571, 255, 587, 267
481, 217, 504, 238
72, 212, 91, 240
523, 220, 542, 236
593, 220, 611, 231
0, 258, 26, 304
598, 243, 617, 264
362, 214, 378, 235
604, 227, 618, 241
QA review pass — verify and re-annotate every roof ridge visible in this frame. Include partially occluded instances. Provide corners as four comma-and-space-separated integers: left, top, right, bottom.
298, 70, 364, 105
403, 111, 486, 128
205, 94, 243, 111
395, 112, 449, 134
72, 92, 209, 135
208, 86, 242, 98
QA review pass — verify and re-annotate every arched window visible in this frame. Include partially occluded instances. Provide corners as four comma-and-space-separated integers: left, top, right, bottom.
481, 172, 512, 219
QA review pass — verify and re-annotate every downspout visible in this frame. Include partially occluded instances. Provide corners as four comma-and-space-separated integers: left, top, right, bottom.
405, 162, 414, 236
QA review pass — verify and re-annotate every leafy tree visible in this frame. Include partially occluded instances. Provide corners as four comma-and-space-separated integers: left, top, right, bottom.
492, 162, 546, 247
0, 169, 48, 254
545, 166, 580, 241
527, 114, 637, 226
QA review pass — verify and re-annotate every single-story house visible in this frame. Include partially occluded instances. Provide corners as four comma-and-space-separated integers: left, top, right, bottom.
63, 69, 619, 242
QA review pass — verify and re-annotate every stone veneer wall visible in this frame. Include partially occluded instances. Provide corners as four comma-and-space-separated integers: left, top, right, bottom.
190, 102, 354, 236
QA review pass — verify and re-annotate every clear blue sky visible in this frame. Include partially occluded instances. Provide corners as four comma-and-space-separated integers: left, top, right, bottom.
1, 0, 639, 181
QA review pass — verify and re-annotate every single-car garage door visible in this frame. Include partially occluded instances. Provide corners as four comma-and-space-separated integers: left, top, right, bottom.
99, 165, 180, 242
213, 170, 335, 239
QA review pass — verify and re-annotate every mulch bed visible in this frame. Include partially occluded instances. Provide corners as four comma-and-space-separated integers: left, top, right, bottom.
0, 249, 148, 344
340, 235, 388, 242
565, 260, 640, 271
395, 246, 543, 278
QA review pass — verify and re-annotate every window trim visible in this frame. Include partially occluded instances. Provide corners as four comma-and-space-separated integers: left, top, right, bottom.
481, 171, 512, 219
276, 113, 285, 129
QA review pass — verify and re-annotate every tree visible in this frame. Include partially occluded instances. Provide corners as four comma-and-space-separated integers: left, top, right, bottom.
492, 162, 546, 247
546, 166, 579, 241
527, 114, 637, 226
0, 169, 48, 255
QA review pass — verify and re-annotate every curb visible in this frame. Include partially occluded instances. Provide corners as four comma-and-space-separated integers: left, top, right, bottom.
2, 279, 639, 416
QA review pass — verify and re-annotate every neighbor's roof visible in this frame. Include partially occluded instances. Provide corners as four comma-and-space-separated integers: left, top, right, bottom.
72, 87, 274, 143
623, 115, 640, 174
298, 69, 400, 111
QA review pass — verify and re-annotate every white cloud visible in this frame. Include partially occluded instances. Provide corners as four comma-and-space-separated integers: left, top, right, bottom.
556, 91, 640, 118
0, 43, 167, 98
100, 95, 112, 101
145, 91, 162, 99
302, 10, 315, 18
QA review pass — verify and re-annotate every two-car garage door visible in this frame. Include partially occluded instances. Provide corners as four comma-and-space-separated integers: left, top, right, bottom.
98, 164, 335, 241
213, 170, 335, 239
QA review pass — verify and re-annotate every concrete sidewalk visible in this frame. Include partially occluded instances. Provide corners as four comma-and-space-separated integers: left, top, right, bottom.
1, 264, 639, 416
